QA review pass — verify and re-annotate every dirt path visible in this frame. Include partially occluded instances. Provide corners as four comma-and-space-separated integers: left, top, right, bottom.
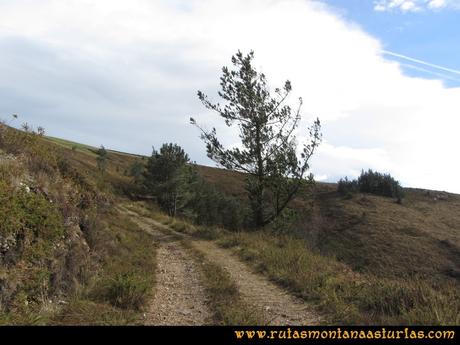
122, 206, 320, 325
192, 240, 320, 325
125, 209, 212, 325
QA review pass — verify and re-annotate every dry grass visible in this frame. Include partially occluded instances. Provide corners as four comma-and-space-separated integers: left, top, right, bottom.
191, 164, 459, 287
0, 127, 156, 325
308, 190, 460, 284
196, 165, 247, 198
140, 173, 460, 325
44, 134, 460, 325
124, 202, 261, 325
51, 209, 157, 325
4, 128, 458, 325
216, 231, 459, 325
44, 135, 143, 195
183, 242, 264, 325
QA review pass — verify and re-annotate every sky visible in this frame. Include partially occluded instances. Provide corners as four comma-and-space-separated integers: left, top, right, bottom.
0, 0, 459, 193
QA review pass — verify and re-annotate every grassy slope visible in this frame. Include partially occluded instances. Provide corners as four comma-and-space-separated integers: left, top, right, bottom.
43, 136, 156, 324
196, 165, 460, 287
314, 189, 460, 282
51, 209, 156, 325
168, 158, 460, 324
0, 129, 155, 324
44, 136, 147, 198
12, 132, 460, 324
145, 199, 459, 324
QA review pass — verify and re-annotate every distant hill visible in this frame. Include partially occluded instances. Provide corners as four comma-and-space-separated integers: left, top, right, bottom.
45, 133, 460, 285
196, 160, 460, 285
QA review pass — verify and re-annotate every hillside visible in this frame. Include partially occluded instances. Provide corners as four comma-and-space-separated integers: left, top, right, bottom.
198, 163, 460, 284
0, 126, 156, 324
1, 126, 459, 325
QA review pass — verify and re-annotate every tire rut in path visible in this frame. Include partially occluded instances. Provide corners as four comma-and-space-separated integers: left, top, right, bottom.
128, 213, 212, 325
123, 207, 320, 325
191, 240, 321, 325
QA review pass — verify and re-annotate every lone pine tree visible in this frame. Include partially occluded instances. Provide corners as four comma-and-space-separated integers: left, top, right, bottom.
191, 50, 321, 227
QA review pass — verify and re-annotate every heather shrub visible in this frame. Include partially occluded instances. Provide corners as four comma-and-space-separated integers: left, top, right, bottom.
100, 272, 150, 310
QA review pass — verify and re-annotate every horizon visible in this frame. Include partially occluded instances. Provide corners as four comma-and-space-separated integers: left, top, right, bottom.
24, 130, 457, 195
1, 0, 459, 193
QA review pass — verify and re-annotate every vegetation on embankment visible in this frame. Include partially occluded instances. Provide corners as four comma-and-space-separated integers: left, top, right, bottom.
51, 209, 156, 325
0, 123, 155, 324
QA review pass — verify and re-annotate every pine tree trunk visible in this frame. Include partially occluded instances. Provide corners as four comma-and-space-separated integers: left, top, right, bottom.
173, 193, 177, 218
254, 123, 265, 227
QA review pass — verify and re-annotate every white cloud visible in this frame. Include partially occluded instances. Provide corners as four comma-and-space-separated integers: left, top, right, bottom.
373, 0, 421, 12
0, 0, 459, 193
314, 174, 329, 182
311, 142, 395, 179
428, 0, 447, 8
374, 0, 460, 12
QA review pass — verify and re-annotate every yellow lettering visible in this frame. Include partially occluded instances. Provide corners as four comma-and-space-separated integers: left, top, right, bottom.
256, 331, 266, 338
234, 331, 244, 339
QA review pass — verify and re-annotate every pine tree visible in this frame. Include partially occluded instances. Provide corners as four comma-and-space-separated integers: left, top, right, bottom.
191, 51, 321, 227
96, 145, 108, 174
143, 143, 196, 217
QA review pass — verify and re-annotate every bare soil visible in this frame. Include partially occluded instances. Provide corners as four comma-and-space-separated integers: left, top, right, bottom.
123, 207, 320, 325
126, 210, 212, 325
192, 240, 320, 325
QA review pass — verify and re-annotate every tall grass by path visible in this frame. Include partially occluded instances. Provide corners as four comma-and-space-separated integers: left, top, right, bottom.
140, 202, 460, 325
183, 241, 265, 325
216, 231, 460, 325
51, 209, 157, 325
